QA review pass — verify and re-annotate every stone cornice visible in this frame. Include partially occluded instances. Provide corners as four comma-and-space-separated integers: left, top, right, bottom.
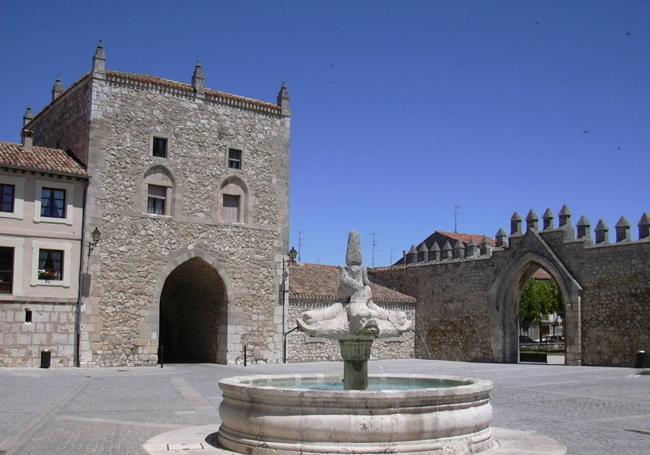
105, 71, 284, 117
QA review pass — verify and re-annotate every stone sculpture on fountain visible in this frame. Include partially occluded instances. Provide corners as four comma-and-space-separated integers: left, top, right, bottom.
297, 231, 411, 389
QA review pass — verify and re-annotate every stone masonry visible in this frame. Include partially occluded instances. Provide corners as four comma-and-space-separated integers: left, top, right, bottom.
372, 206, 650, 367
26, 43, 291, 366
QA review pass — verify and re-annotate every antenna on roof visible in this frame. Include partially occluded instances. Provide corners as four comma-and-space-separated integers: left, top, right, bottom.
370, 232, 378, 267
453, 205, 462, 233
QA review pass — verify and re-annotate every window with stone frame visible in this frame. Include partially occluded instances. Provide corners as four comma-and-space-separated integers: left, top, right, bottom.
222, 194, 241, 222
38, 249, 64, 281
40, 187, 66, 218
152, 137, 168, 158
0, 247, 13, 294
228, 148, 242, 170
147, 184, 167, 215
0, 184, 15, 213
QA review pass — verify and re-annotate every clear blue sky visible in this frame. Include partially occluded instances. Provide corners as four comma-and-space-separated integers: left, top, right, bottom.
1, 1, 648, 266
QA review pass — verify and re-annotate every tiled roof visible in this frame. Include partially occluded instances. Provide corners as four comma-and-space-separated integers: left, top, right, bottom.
289, 263, 416, 304
393, 230, 495, 265
532, 269, 552, 280
435, 231, 495, 247
0, 142, 88, 177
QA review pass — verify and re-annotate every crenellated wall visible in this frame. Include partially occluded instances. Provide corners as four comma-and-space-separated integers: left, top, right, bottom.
372, 206, 650, 367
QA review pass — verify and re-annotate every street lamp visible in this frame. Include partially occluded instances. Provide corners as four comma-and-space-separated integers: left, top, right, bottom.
288, 247, 297, 264
88, 227, 101, 255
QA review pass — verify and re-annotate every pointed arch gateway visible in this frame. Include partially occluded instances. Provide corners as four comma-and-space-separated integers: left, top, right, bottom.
489, 231, 583, 365
156, 249, 229, 364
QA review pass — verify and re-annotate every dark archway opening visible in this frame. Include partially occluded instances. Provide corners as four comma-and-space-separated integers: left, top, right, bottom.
159, 257, 227, 363
517, 265, 566, 365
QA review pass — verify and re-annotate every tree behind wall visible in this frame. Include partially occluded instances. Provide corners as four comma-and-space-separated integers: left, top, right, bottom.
519, 277, 563, 337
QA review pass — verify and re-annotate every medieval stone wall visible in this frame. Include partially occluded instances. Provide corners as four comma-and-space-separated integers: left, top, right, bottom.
29, 77, 92, 164
80, 76, 290, 366
373, 210, 650, 367
28, 55, 291, 367
286, 299, 415, 362
371, 259, 498, 362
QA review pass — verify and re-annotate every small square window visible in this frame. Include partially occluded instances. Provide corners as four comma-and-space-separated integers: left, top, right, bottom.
0, 184, 15, 213
147, 185, 167, 215
38, 249, 64, 281
0, 246, 13, 294
223, 194, 240, 222
152, 137, 168, 158
228, 149, 242, 169
41, 187, 66, 218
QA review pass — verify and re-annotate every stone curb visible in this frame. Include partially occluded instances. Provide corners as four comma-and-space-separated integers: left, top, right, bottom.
142, 425, 567, 454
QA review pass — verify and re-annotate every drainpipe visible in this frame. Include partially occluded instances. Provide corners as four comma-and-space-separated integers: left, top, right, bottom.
74, 178, 89, 367
281, 258, 287, 363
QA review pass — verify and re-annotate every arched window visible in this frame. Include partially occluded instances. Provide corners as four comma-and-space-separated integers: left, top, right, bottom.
219, 176, 248, 223
144, 166, 175, 216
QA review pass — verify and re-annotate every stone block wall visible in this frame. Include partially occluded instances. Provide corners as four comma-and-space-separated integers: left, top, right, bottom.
371, 260, 497, 362
27, 57, 291, 367
80, 74, 289, 366
0, 301, 76, 367
286, 299, 415, 362
373, 214, 650, 367
29, 76, 92, 164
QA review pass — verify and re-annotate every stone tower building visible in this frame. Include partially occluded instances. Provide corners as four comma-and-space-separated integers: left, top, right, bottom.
26, 42, 291, 366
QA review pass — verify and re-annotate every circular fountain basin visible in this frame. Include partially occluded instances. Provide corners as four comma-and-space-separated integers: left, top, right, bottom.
217, 373, 495, 454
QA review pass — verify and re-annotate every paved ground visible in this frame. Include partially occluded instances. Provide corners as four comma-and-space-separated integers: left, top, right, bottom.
0, 360, 648, 455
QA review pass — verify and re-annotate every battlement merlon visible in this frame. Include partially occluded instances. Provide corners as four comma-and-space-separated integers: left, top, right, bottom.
26, 41, 290, 133
392, 206, 650, 269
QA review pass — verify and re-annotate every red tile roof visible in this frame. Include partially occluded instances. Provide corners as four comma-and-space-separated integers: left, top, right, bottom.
435, 231, 495, 246
532, 269, 552, 280
0, 142, 88, 177
289, 263, 416, 304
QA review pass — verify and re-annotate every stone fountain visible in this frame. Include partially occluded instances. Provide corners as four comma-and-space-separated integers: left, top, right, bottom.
216, 232, 497, 454
296, 231, 412, 390
142, 233, 567, 454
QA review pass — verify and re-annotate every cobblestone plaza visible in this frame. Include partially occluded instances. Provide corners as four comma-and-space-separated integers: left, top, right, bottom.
0, 360, 648, 455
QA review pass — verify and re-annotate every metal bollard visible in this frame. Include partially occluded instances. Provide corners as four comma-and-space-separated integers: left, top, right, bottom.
40, 350, 51, 368
635, 350, 648, 368
244, 345, 247, 367
159, 346, 164, 368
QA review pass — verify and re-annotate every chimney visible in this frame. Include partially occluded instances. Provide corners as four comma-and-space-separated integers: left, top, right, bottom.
23, 107, 33, 128
21, 129, 33, 150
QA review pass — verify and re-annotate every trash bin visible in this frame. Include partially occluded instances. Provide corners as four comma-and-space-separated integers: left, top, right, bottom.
635, 350, 648, 369
40, 350, 51, 369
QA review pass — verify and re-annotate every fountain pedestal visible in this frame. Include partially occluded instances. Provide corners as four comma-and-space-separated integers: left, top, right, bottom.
339, 338, 374, 390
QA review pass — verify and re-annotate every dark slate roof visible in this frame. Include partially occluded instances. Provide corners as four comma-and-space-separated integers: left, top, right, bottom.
394, 231, 495, 265
289, 263, 416, 304
0, 142, 88, 177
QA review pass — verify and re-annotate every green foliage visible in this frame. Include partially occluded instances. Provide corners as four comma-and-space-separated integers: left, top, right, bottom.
519, 277, 563, 332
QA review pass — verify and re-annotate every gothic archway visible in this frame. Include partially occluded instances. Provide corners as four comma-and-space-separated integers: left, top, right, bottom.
158, 257, 228, 363
516, 264, 566, 364
489, 233, 583, 365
